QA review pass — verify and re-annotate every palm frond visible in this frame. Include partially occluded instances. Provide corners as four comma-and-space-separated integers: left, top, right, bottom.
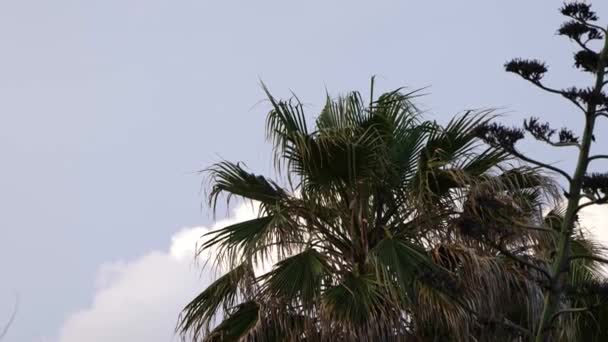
316, 91, 367, 131
371, 235, 443, 303
205, 301, 260, 342
178, 263, 254, 340
259, 248, 330, 310
206, 161, 286, 214
262, 83, 310, 171
202, 214, 303, 268
320, 271, 400, 339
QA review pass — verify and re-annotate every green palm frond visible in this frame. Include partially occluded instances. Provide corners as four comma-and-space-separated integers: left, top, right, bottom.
259, 248, 330, 309
423, 111, 494, 165
206, 161, 286, 213
388, 122, 430, 184
410, 111, 503, 209
177, 263, 254, 340
202, 214, 304, 267
321, 271, 399, 339
201, 216, 276, 265
316, 91, 367, 131
371, 235, 442, 302
205, 301, 260, 342
262, 83, 310, 171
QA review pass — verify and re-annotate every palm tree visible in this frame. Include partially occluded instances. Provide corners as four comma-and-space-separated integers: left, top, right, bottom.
177, 82, 560, 341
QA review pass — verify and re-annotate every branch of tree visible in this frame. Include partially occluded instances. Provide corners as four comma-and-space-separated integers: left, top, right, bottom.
577, 200, 597, 213
527, 80, 587, 112
589, 155, 608, 162
545, 141, 581, 149
573, 37, 594, 53
565, 15, 608, 34
577, 196, 608, 213
509, 149, 573, 183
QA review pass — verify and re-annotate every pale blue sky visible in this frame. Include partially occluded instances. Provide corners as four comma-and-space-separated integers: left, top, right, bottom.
1, 1, 607, 341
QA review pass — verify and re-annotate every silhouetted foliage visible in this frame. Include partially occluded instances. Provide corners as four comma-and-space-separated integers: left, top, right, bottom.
483, 2, 608, 341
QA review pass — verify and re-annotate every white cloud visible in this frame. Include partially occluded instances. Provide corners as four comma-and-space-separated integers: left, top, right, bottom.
58, 203, 258, 342
580, 203, 608, 246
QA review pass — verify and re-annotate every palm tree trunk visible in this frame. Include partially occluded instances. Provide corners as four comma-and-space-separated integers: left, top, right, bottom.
534, 28, 608, 342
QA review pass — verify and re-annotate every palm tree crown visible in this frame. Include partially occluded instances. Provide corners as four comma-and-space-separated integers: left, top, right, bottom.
178, 82, 605, 341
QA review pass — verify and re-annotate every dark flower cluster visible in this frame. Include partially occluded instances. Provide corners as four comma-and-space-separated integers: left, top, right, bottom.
524, 117, 555, 141
574, 50, 600, 72
582, 172, 608, 199
557, 128, 579, 144
504, 59, 548, 82
476, 123, 524, 151
522, 117, 579, 145
561, 2, 598, 22
562, 87, 608, 104
558, 21, 602, 41
563, 87, 608, 110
